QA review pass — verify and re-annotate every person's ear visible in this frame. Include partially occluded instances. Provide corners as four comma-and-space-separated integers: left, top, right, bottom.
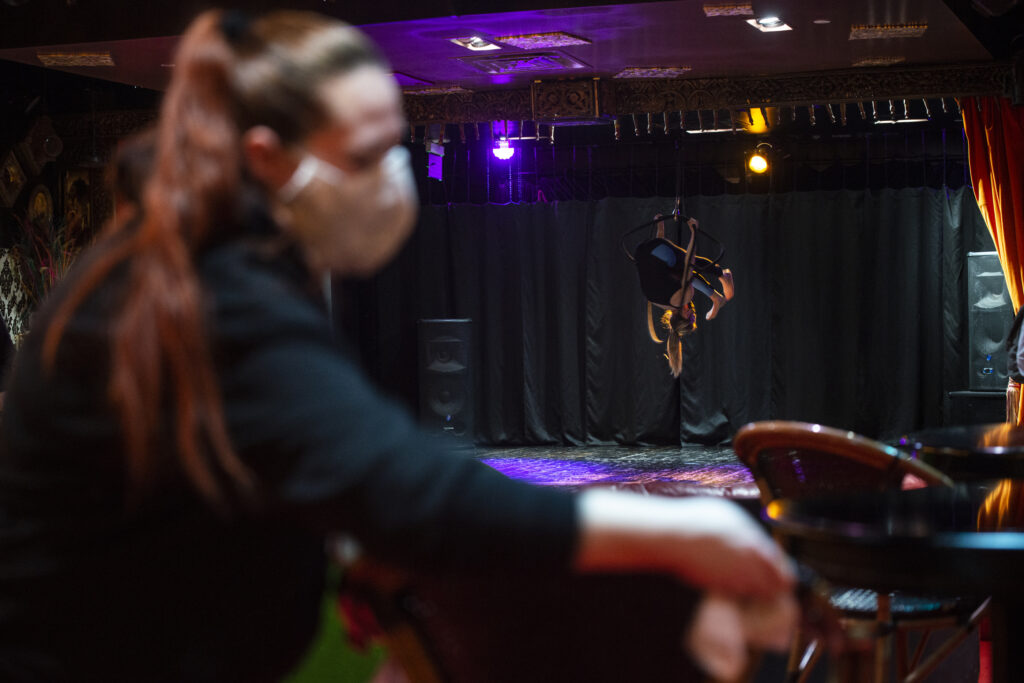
241, 126, 297, 191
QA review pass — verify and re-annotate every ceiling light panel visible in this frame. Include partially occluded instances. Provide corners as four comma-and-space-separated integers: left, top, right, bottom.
497, 32, 591, 49
37, 51, 114, 67
614, 66, 692, 78
460, 52, 587, 74
849, 24, 928, 40
852, 56, 906, 67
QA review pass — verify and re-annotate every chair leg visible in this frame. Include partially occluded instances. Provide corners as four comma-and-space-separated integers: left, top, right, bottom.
786, 627, 807, 682
834, 646, 875, 683
895, 629, 909, 680
874, 594, 893, 683
904, 598, 991, 683
796, 642, 824, 683
785, 623, 828, 683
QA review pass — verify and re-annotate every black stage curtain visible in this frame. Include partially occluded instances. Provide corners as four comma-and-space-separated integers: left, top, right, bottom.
340, 187, 991, 445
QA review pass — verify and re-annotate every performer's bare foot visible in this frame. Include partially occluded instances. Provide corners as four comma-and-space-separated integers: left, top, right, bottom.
706, 292, 726, 320
719, 269, 735, 300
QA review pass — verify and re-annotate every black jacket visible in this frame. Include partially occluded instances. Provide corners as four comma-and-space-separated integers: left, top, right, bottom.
0, 231, 577, 681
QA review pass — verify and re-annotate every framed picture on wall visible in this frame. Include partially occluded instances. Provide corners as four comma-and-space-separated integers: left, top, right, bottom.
28, 185, 53, 227
0, 150, 27, 208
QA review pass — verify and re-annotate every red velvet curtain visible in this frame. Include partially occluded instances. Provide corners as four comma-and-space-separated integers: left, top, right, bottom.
961, 96, 1024, 423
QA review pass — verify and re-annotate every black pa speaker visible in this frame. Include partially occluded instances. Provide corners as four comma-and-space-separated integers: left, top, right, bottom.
418, 319, 474, 441
967, 252, 1013, 391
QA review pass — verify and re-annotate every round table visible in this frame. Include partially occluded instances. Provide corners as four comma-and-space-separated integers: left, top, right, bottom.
900, 423, 1024, 480
766, 482, 1024, 683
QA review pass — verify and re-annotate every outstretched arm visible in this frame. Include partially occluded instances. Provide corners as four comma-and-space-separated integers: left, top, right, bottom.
574, 488, 795, 599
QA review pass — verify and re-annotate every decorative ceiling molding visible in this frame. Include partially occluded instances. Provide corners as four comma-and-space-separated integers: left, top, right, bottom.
403, 62, 1014, 124
404, 90, 534, 124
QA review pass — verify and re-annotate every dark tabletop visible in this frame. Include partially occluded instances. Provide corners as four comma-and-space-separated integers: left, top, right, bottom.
900, 424, 1024, 480
766, 481, 1024, 598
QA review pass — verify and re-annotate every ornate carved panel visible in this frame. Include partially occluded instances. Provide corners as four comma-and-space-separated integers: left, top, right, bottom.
404, 90, 532, 125
531, 78, 599, 120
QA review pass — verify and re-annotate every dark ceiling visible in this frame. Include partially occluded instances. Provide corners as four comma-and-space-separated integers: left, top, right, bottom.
0, 0, 1020, 94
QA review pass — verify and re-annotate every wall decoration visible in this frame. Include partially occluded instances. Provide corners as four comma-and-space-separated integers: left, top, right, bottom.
0, 150, 27, 208
64, 169, 91, 233
0, 249, 30, 346
28, 185, 54, 227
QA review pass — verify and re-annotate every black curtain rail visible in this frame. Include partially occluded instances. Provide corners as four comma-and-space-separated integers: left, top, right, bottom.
407, 126, 971, 205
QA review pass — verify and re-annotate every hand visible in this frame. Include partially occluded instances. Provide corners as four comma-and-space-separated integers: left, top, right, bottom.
685, 591, 799, 681
658, 497, 795, 598
576, 491, 796, 600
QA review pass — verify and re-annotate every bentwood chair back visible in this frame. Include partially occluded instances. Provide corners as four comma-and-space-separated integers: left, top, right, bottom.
733, 421, 954, 502
733, 421, 982, 683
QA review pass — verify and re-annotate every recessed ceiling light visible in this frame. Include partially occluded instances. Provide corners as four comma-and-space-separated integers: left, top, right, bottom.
702, 3, 753, 16
497, 32, 590, 49
813, 18, 831, 25
614, 66, 692, 79
37, 51, 115, 67
449, 36, 501, 51
746, 17, 793, 32
849, 23, 927, 40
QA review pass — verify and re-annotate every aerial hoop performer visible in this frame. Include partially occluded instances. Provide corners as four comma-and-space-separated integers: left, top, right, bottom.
622, 203, 734, 377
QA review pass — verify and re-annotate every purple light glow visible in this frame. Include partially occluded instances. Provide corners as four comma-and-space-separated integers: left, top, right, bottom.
480, 457, 755, 488
481, 458, 619, 485
492, 138, 515, 160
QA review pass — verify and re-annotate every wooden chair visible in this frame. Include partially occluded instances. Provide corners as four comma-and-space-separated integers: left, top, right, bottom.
333, 549, 710, 683
733, 420, 986, 683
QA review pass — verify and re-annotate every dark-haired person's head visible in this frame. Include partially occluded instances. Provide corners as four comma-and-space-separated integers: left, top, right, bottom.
147, 9, 417, 274
44, 10, 418, 506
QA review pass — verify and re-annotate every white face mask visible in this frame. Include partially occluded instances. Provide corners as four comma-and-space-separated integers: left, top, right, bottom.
277, 145, 418, 275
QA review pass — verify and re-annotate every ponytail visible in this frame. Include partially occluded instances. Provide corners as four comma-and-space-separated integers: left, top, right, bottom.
42, 9, 386, 508
657, 307, 693, 378
43, 11, 252, 508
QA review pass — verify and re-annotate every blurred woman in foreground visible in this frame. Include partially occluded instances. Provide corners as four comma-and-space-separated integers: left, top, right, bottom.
0, 9, 794, 681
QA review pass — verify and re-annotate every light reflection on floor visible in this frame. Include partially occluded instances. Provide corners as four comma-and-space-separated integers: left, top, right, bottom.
477, 445, 754, 490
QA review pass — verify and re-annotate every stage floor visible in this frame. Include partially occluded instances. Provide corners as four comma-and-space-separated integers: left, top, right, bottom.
477, 445, 757, 497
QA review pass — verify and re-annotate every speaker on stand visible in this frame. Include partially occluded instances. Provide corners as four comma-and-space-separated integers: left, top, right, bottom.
949, 252, 1014, 425
967, 252, 1012, 391
418, 319, 474, 443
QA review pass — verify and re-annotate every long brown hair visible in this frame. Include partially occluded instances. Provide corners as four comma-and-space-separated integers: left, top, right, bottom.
42, 10, 385, 507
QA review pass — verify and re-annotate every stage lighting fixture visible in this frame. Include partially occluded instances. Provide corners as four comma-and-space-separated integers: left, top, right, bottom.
747, 143, 772, 174
746, 15, 792, 31
492, 137, 515, 160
